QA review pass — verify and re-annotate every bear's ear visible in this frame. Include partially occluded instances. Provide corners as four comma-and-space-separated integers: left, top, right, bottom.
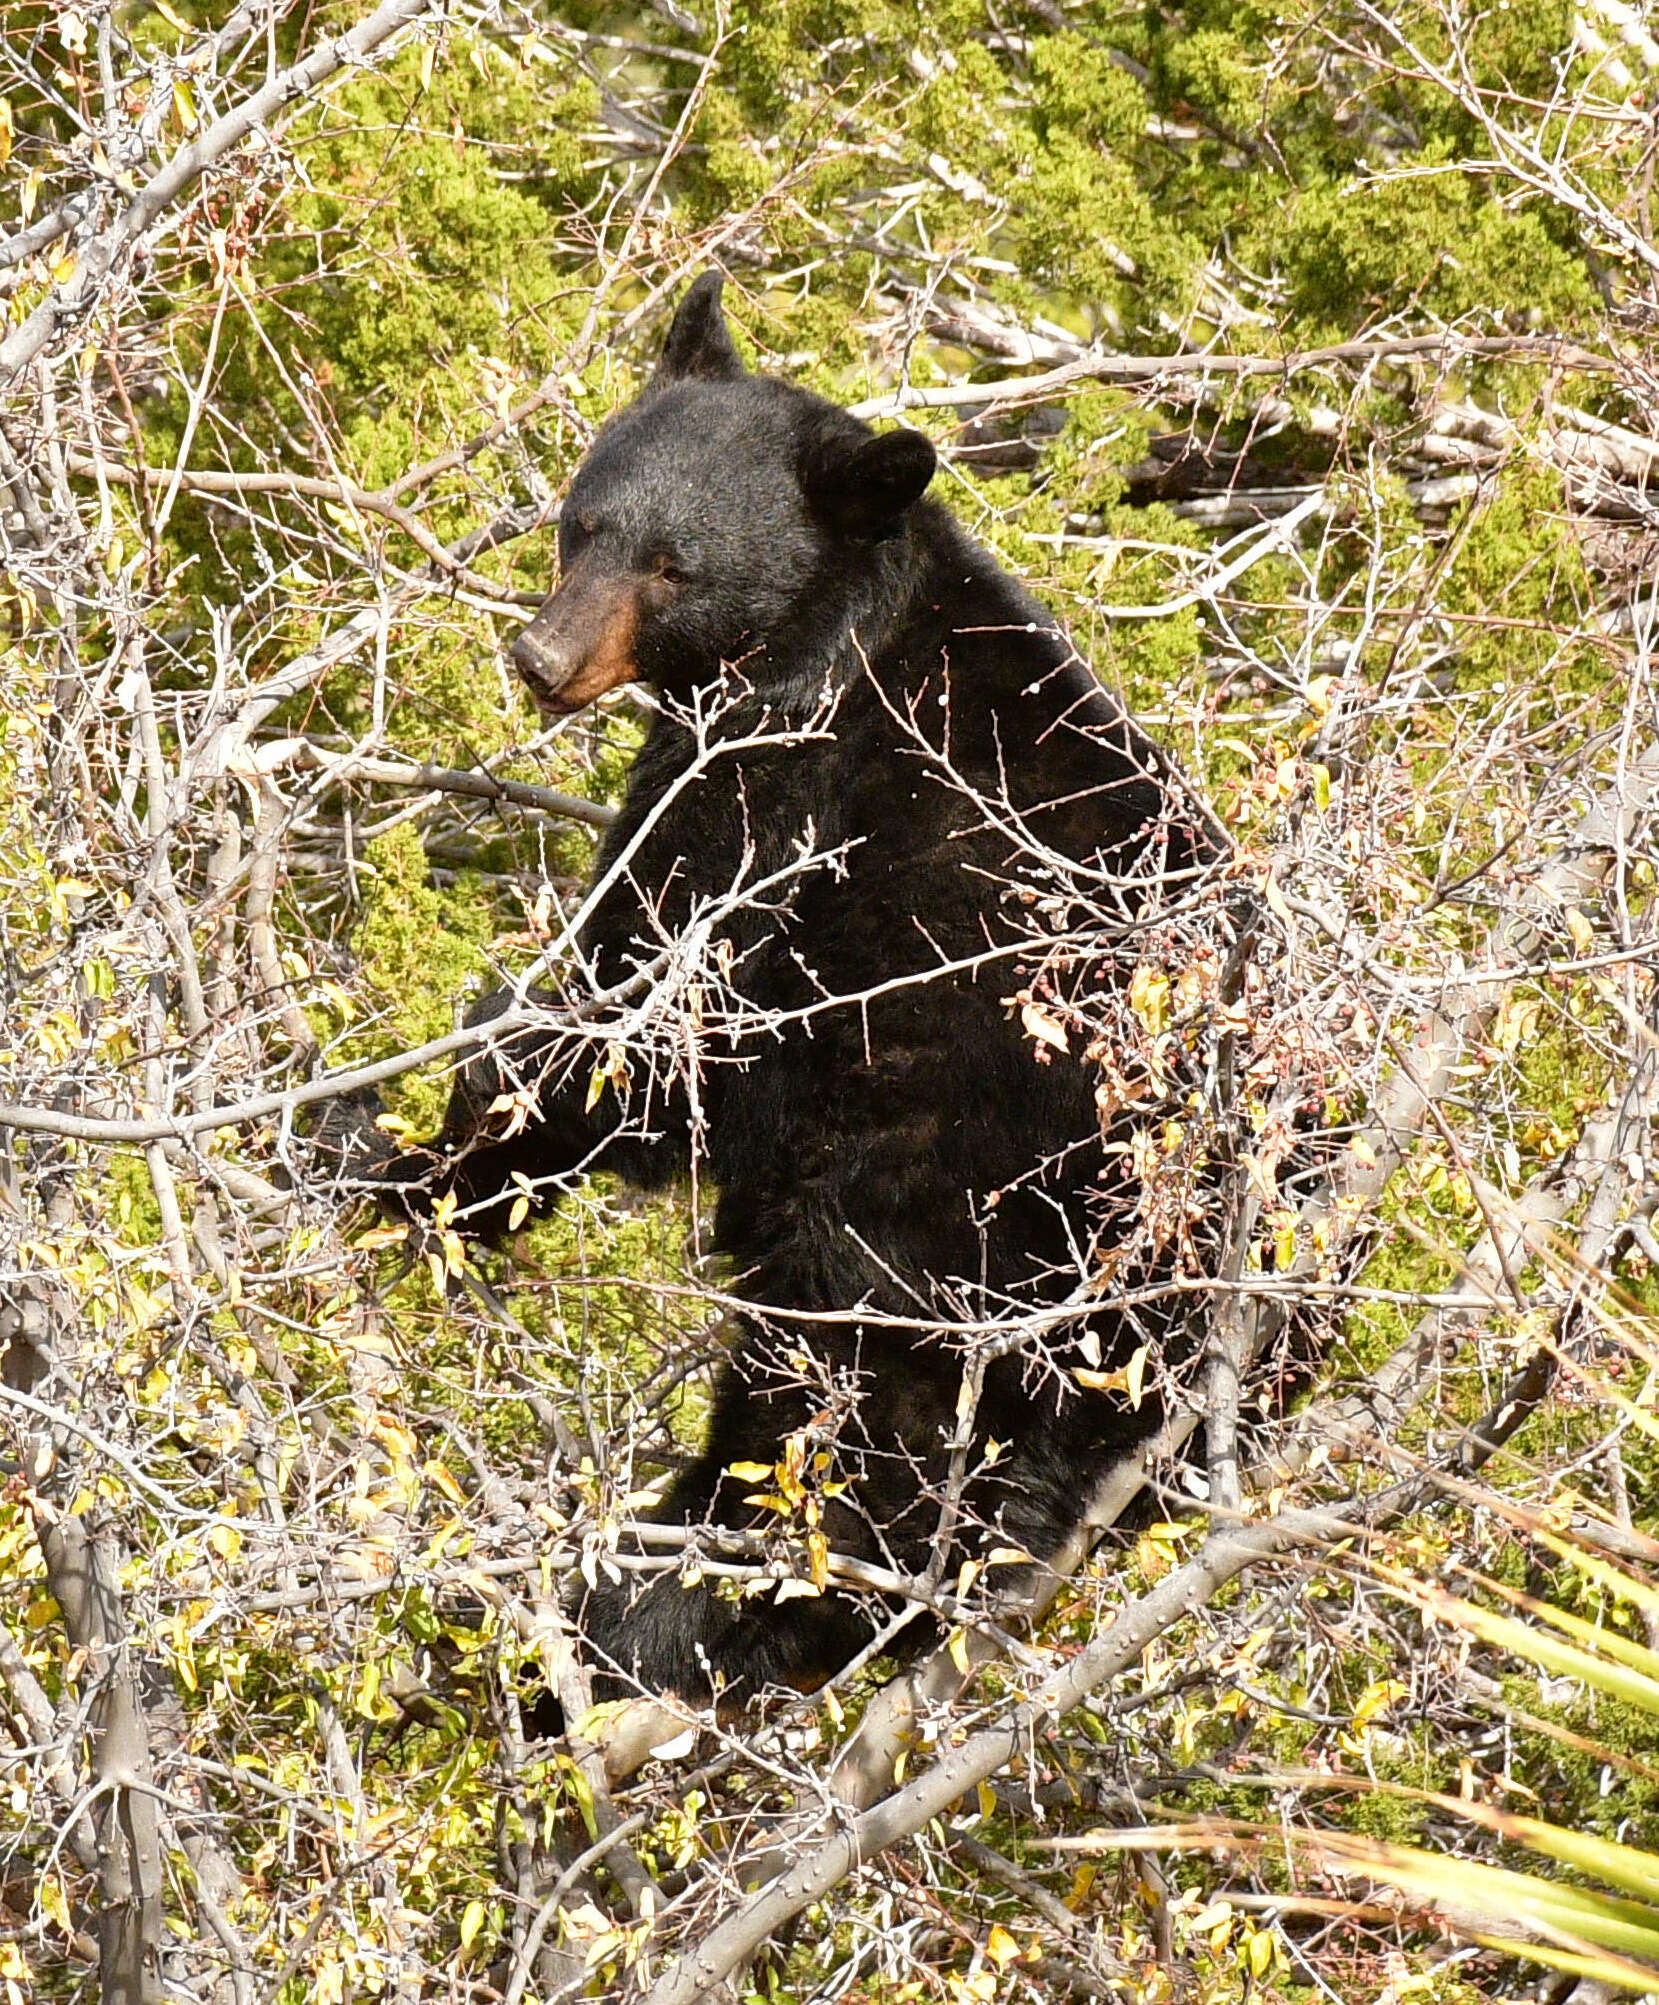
654, 272, 747, 384
803, 426, 936, 539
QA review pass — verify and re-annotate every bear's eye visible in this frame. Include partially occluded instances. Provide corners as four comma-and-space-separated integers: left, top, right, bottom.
655, 558, 691, 586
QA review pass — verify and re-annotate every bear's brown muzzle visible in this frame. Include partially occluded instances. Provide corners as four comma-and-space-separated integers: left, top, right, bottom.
511, 553, 642, 715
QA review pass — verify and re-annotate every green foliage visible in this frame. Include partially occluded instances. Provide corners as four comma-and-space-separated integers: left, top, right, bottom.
1281, 162, 1596, 338
351, 820, 497, 1128
1442, 464, 1596, 685
247, 40, 597, 424
1028, 36, 1145, 152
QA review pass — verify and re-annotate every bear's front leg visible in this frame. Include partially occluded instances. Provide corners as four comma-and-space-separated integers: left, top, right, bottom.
362, 985, 694, 1241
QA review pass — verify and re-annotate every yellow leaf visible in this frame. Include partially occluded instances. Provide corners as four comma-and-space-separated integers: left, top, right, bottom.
207, 1522, 241, 1563
985, 1925, 1019, 1970
572, 1700, 627, 1741
371, 1414, 418, 1460
725, 1460, 775, 1482
581, 1927, 625, 1970
507, 1193, 530, 1231
0, 99, 12, 167
424, 1515, 467, 1561
50, 249, 77, 286
424, 1459, 466, 1505
459, 1899, 487, 1954
39, 1873, 72, 1936
1311, 761, 1331, 811
976, 1780, 997, 1820
1247, 1926, 1274, 1977
1564, 906, 1594, 954
1020, 998, 1069, 1053
171, 78, 197, 133
1128, 963, 1170, 1033
1125, 1343, 1149, 1411
947, 1626, 970, 1674
1351, 1675, 1407, 1728
584, 1066, 606, 1113
354, 1223, 406, 1250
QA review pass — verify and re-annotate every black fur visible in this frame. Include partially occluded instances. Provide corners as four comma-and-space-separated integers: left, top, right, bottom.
374, 277, 1218, 1704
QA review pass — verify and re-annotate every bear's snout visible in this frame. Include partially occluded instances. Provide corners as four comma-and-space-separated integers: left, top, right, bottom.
509, 623, 575, 696
511, 563, 644, 715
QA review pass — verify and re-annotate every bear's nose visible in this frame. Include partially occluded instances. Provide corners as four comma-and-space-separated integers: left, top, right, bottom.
508, 573, 642, 716
511, 628, 571, 694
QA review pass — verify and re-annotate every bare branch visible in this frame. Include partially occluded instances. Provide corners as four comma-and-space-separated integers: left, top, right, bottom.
0, 0, 439, 387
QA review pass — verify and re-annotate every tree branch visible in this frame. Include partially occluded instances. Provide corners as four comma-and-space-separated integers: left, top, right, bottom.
847, 332, 1614, 420
640, 1504, 1369, 2005
0, 0, 439, 388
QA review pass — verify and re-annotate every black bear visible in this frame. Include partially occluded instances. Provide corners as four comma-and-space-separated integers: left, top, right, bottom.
374, 274, 1219, 1705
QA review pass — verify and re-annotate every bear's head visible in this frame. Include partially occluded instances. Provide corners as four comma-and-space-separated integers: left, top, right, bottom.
510, 273, 937, 715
